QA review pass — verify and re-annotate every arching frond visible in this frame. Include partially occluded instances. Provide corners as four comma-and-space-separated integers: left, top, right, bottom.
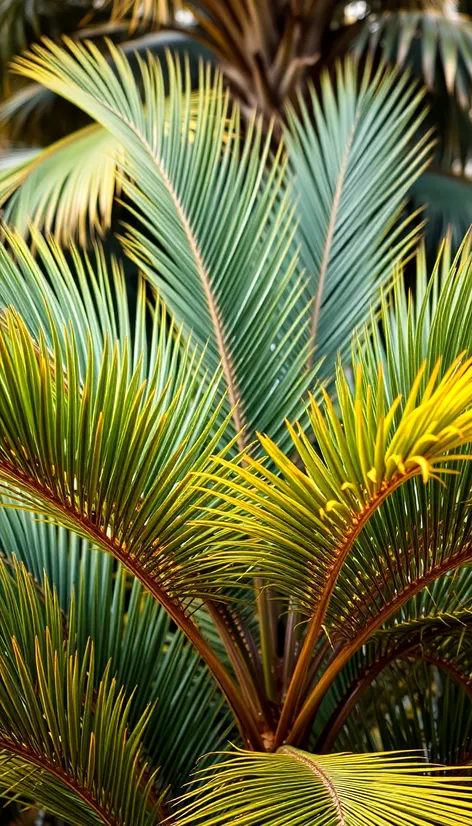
201, 354, 472, 615
284, 58, 431, 376
175, 747, 472, 826
0, 558, 161, 826
0, 89, 206, 244
0, 510, 236, 791
0, 294, 271, 745
311, 594, 472, 752
10, 41, 313, 452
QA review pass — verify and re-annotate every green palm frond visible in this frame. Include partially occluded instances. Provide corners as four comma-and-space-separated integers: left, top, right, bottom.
0, 290, 273, 732
310, 587, 472, 751
175, 747, 472, 826
0, 305, 236, 604
284, 58, 431, 376
0, 227, 182, 384
410, 172, 472, 251
0, 89, 207, 244
10, 40, 314, 452
0, 558, 161, 826
324, 239, 472, 642
0, 511, 235, 792
354, 11, 472, 107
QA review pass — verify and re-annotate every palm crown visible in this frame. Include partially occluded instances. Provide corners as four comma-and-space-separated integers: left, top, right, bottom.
0, 20, 471, 826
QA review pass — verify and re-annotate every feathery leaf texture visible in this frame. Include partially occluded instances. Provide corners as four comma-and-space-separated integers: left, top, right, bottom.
0, 305, 232, 603
0, 92, 205, 245
200, 352, 472, 615
0, 512, 235, 791
10, 39, 313, 450
354, 11, 472, 106
285, 58, 431, 374
0, 557, 161, 826
176, 748, 472, 826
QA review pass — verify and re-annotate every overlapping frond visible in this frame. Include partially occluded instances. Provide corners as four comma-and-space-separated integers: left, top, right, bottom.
0, 91, 206, 244
0, 558, 161, 826
284, 58, 431, 375
175, 747, 472, 826
310, 593, 472, 751
354, 11, 472, 107
0, 511, 235, 792
321, 239, 472, 643
0, 227, 184, 384
11, 40, 313, 451
201, 351, 472, 616
0, 306, 235, 604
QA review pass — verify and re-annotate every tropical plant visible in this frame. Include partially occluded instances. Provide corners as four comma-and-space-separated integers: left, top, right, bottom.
0, 33, 470, 826
0, 0, 471, 249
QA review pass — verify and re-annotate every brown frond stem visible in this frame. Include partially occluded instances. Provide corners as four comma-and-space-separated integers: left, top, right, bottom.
0, 460, 264, 750
274, 472, 410, 747
286, 546, 472, 746
0, 738, 125, 826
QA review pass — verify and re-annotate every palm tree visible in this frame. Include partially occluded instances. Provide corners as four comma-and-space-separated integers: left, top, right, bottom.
0, 0, 471, 247
0, 36, 471, 824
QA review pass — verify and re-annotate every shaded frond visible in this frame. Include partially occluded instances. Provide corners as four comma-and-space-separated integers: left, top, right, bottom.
410, 172, 472, 251
176, 747, 472, 826
312, 597, 472, 751
284, 58, 431, 375
0, 511, 236, 792
335, 662, 472, 765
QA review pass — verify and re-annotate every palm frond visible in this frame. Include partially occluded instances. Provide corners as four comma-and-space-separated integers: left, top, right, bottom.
0, 284, 273, 741
0, 227, 183, 385
109, 0, 180, 29
0, 126, 123, 245
175, 747, 472, 826
0, 510, 236, 792
410, 172, 472, 251
354, 11, 472, 107
200, 351, 472, 616
10, 40, 318, 451
0, 88, 205, 244
0, 557, 161, 826
284, 58, 431, 376
311, 592, 472, 751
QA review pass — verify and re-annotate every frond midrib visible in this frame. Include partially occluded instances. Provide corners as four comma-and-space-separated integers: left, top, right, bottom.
0, 736, 121, 826
93, 99, 245, 447
278, 746, 345, 826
